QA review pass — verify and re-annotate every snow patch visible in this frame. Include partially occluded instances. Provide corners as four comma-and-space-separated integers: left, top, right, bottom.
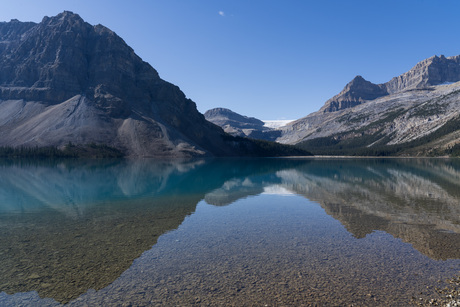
262, 185, 295, 196
262, 120, 294, 128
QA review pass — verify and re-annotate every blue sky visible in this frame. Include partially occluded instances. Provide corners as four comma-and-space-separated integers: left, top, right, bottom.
2, 1, 460, 120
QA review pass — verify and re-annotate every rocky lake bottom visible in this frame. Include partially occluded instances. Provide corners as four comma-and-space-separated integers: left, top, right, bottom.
0, 158, 459, 306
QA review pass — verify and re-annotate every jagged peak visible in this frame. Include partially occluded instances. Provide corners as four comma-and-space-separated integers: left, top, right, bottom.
94, 23, 115, 36
339, 75, 383, 95
40, 11, 86, 29
320, 75, 388, 113
414, 54, 458, 67
384, 53, 460, 94
321, 54, 460, 113
427, 54, 446, 63
51, 11, 83, 21
352, 75, 365, 81
346, 75, 372, 87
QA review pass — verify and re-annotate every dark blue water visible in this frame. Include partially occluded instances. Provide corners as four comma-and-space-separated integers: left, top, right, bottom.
0, 158, 459, 306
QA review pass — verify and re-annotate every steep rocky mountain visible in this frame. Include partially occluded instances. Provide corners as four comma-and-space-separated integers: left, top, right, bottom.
319, 75, 389, 113
0, 12, 307, 158
278, 55, 460, 156
204, 108, 281, 141
384, 54, 460, 94
320, 55, 460, 113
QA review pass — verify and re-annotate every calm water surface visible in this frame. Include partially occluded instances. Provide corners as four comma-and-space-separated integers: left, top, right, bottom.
0, 158, 459, 306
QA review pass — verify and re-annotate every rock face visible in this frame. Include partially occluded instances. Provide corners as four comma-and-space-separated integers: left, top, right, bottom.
204, 108, 265, 132
320, 76, 388, 112
277, 55, 460, 156
384, 54, 460, 94
321, 55, 460, 113
0, 12, 304, 157
204, 107, 281, 141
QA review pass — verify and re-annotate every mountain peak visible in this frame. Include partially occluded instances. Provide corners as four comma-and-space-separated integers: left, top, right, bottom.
321, 54, 460, 113
46, 11, 82, 21
351, 75, 365, 82
385, 54, 460, 94
320, 75, 388, 113
204, 108, 283, 141
57, 10, 80, 18
205, 108, 265, 127
0, 12, 307, 158
40, 11, 86, 29
346, 75, 373, 88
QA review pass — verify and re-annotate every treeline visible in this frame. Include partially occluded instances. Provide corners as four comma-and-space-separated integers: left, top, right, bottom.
0, 146, 70, 158
298, 116, 460, 157
224, 135, 312, 157
0, 143, 124, 158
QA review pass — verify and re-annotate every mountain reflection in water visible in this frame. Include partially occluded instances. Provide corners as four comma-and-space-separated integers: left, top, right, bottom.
0, 158, 459, 305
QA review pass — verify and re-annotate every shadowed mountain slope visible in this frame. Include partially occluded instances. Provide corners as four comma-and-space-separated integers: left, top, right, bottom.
0, 12, 307, 158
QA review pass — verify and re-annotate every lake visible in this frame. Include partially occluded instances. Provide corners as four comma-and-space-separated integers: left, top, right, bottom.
0, 158, 459, 306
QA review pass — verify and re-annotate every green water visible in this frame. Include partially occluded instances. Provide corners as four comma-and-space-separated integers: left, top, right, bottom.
0, 158, 459, 306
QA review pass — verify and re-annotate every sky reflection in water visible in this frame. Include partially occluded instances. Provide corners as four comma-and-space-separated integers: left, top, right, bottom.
0, 158, 459, 306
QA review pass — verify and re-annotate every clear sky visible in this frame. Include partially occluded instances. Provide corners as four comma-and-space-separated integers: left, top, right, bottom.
1, 0, 460, 120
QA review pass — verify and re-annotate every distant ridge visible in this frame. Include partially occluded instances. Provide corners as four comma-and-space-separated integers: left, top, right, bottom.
204, 108, 283, 141
204, 108, 265, 130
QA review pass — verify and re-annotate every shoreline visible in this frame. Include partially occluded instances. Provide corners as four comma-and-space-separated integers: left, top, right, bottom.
277, 155, 455, 159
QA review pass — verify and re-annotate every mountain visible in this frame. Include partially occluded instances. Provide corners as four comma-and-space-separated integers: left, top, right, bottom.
384, 54, 460, 94
204, 107, 282, 141
278, 55, 460, 156
319, 75, 389, 113
204, 108, 265, 134
320, 55, 460, 113
0, 12, 307, 158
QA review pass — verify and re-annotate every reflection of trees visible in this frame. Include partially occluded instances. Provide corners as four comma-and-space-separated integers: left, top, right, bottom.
0, 159, 205, 217
275, 159, 460, 260
1, 158, 459, 303
0, 158, 309, 303
0, 159, 208, 304
203, 158, 460, 260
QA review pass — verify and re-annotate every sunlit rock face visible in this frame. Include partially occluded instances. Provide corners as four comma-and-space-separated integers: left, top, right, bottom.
278, 55, 460, 156
384, 55, 460, 94
319, 55, 460, 114
319, 75, 389, 113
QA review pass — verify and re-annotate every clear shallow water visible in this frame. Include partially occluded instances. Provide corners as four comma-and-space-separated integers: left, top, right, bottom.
0, 158, 459, 306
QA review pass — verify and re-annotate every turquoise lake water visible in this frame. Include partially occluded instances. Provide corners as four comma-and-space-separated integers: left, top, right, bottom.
0, 158, 459, 306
